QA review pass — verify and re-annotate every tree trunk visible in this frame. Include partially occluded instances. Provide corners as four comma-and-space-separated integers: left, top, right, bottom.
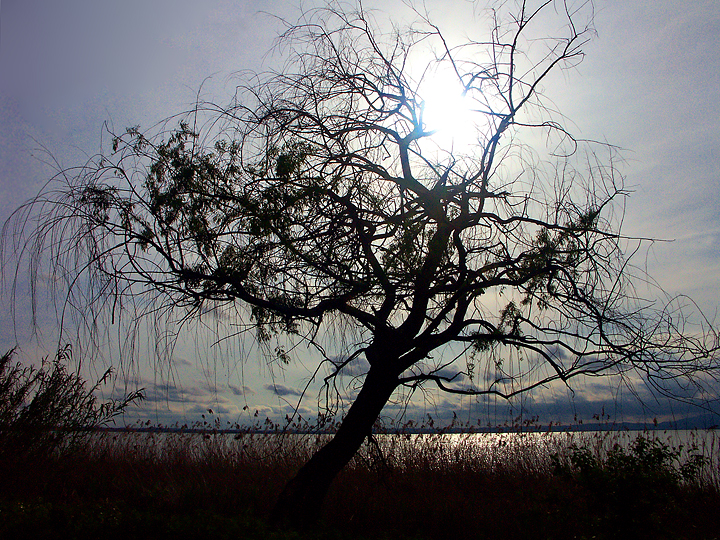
270, 363, 398, 529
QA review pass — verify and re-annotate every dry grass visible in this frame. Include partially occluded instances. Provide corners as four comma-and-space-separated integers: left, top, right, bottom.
1, 425, 719, 540
4, 348, 717, 539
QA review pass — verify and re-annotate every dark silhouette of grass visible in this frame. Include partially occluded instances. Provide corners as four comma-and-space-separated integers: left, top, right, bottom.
0, 347, 143, 458
2, 348, 719, 539
0, 351, 720, 540
1, 426, 719, 540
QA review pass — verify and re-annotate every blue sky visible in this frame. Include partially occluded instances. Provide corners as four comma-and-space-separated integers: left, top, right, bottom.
1, 0, 719, 429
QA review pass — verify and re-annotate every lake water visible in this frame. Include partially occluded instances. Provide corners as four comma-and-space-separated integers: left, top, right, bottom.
98, 428, 719, 482
101, 427, 719, 452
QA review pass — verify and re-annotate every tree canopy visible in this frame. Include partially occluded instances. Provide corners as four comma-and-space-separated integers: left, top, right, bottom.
3, 0, 718, 526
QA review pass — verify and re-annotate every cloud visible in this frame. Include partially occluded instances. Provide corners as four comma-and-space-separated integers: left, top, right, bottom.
115, 379, 249, 427
141, 383, 191, 404
229, 384, 255, 396
398, 363, 469, 394
545, 344, 570, 361
138, 381, 231, 407
171, 356, 194, 367
264, 383, 303, 397
279, 404, 316, 417
244, 405, 276, 418
329, 355, 370, 377
186, 403, 235, 416
435, 365, 466, 383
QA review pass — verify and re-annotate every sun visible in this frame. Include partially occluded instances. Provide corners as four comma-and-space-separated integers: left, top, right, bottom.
418, 73, 478, 152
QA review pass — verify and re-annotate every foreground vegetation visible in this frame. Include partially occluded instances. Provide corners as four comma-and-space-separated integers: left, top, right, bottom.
2, 348, 719, 539
1, 424, 719, 540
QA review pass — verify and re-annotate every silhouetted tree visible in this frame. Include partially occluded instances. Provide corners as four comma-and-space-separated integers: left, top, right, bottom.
3, 0, 718, 527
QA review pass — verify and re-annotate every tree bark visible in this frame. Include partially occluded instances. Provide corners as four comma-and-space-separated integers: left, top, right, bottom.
270, 362, 399, 529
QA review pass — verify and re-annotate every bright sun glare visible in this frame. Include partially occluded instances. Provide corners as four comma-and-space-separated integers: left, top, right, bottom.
419, 75, 478, 152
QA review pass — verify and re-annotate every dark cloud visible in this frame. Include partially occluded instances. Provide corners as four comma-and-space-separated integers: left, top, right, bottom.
545, 344, 570, 361
264, 383, 303, 397
435, 365, 466, 383
141, 383, 187, 404
171, 356, 194, 367
400, 362, 467, 385
229, 384, 255, 396
330, 355, 370, 377
279, 404, 316, 417
139, 382, 222, 405
186, 404, 235, 416
410, 390, 720, 429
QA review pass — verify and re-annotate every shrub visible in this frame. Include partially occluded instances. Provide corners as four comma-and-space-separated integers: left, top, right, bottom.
551, 433, 711, 536
0, 345, 144, 456
552, 434, 708, 486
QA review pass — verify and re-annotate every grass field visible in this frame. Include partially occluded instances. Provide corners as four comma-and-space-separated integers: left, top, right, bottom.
1, 425, 719, 540
2, 348, 719, 539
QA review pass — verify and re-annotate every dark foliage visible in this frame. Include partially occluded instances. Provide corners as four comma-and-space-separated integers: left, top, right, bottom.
0, 347, 143, 457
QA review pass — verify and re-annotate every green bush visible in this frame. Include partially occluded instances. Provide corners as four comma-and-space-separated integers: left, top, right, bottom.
0, 345, 144, 456
551, 433, 710, 536
553, 434, 708, 486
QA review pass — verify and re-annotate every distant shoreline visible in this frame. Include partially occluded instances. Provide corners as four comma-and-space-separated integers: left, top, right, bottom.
97, 420, 719, 435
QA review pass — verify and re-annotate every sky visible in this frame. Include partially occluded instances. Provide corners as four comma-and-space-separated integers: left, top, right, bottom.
1, 0, 719, 429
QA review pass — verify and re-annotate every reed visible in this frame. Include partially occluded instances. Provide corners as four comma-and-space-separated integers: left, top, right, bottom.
2, 350, 718, 539
2, 422, 717, 540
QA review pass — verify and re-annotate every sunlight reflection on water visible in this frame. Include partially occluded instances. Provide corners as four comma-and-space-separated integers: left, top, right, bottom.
94, 428, 719, 487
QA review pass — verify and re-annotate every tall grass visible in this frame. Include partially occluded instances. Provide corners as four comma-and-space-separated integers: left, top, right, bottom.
5, 424, 715, 539
1, 360, 719, 540
0, 346, 143, 457
329, 428, 720, 539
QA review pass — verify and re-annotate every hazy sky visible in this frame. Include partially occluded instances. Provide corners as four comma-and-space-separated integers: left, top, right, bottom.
1, 0, 719, 428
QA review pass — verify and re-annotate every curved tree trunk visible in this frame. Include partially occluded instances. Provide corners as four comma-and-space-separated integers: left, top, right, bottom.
270, 363, 399, 529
